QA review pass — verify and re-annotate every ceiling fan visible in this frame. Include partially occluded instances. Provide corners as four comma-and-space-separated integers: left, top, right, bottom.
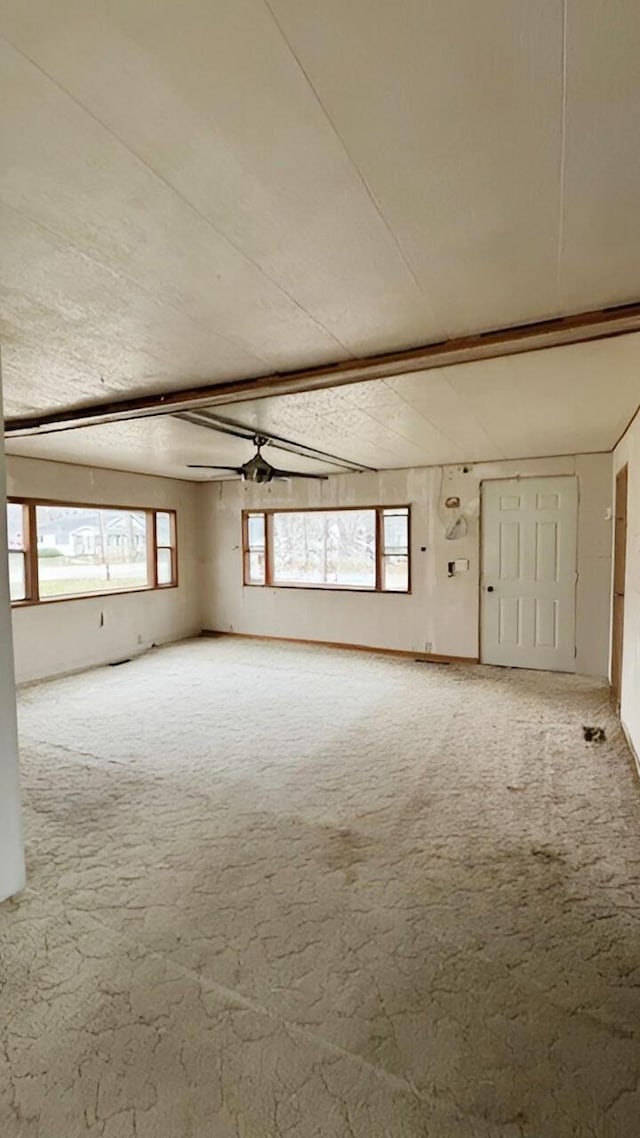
188, 435, 329, 483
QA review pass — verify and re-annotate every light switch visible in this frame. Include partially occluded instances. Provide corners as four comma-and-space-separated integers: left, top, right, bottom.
454, 559, 469, 573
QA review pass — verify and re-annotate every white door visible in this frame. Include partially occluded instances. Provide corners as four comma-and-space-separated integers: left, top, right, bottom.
481, 476, 578, 672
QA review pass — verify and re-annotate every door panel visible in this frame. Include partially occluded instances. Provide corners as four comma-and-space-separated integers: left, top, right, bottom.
481, 476, 578, 671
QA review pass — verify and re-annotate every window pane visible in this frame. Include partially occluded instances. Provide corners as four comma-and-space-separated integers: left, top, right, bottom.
383, 555, 409, 592
247, 513, 265, 549
156, 547, 173, 585
273, 510, 376, 588
7, 503, 25, 551
8, 551, 26, 602
36, 506, 149, 598
156, 511, 172, 547
383, 508, 409, 554
248, 549, 266, 584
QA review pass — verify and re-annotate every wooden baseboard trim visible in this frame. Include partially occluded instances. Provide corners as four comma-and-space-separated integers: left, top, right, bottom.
201, 629, 478, 666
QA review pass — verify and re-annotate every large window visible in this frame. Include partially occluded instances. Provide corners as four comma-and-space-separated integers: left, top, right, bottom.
243, 506, 410, 592
6, 499, 177, 604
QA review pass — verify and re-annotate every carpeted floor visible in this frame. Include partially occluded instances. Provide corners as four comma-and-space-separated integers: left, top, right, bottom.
1, 636, 640, 1137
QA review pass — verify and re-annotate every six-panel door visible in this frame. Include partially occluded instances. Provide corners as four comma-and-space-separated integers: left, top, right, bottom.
481, 476, 578, 672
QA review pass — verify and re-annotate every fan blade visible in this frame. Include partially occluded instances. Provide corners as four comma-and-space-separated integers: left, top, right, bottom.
270, 468, 329, 480
186, 464, 242, 472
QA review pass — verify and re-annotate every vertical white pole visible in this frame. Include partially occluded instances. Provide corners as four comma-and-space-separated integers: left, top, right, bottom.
0, 354, 25, 901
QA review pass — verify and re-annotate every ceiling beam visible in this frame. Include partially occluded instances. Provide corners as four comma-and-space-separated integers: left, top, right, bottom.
6, 300, 640, 437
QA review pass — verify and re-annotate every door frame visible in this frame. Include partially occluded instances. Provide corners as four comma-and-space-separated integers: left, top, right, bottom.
611, 464, 628, 707
478, 473, 579, 669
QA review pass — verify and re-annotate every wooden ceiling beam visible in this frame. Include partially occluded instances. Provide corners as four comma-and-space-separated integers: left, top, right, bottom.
6, 300, 640, 437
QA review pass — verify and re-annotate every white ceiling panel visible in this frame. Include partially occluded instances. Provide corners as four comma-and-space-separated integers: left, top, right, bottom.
0, 0, 441, 392
0, 202, 266, 416
559, 1, 640, 310
266, 0, 564, 334
4, 418, 343, 482
384, 371, 500, 460
442, 334, 640, 457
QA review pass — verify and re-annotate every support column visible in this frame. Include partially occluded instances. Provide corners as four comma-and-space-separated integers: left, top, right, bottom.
0, 357, 25, 901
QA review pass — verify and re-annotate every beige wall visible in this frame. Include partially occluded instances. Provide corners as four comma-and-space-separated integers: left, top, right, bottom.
200, 452, 613, 677
613, 411, 640, 761
7, 450, 613, 684
7, 456, 201, 684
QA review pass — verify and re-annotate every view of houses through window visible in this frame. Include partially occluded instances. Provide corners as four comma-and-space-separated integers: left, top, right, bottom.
243, 506, 410, 592
35, 506, 148, 598
6, 501, 177, 603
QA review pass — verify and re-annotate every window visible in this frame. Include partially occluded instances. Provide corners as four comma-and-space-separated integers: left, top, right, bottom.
155, 511, 177, 587
244, 512, 266, 585
243, 506, 410, 593
7, 502, 31, 603
6, 499, 177, 604
381, 507, 410, 591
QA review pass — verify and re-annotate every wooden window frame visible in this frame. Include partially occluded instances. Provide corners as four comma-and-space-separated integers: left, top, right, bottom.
153, 510, 179, 590
6, 501, 37, 604
242, 504, 411, 594
242, 511, 268, 586
6, 497, 178, 606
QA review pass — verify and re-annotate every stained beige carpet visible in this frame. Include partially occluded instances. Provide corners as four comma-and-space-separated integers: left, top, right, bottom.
1, 637, 640, 1137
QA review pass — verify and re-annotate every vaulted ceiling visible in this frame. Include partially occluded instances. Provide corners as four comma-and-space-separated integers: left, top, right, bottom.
1, 0, 640, 474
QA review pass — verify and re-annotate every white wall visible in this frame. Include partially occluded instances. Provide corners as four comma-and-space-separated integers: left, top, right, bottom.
0, 384, 25, 900
200, 452, 613, 676
613, 411, 640, 760
8, 456, 202, 684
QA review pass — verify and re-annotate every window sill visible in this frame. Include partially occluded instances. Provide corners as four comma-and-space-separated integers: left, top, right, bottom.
11, 583, 178, 607
243, 582, 411, 595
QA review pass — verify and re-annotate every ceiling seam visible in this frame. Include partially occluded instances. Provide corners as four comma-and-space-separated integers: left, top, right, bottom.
556, 0, 569, 302
337, 388, 446, 461
0, 197, 272, 373
0, 32, 350, 357
261, 0, 441, 320
380, 376, 497, 456
439, 376, 510, 461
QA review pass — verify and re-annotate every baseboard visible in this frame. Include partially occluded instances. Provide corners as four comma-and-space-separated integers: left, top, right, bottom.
620, 719, 640, 781
201, 629, 478, 666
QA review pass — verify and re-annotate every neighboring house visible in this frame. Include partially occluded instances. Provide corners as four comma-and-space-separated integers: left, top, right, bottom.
38, 511, 146, 560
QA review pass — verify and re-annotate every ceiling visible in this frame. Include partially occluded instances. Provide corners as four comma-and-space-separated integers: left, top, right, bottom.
1, 1, 639, 475
7, 335, 640, 479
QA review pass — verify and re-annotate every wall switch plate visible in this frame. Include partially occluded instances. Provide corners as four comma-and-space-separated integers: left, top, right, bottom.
454, 559, 469, 572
